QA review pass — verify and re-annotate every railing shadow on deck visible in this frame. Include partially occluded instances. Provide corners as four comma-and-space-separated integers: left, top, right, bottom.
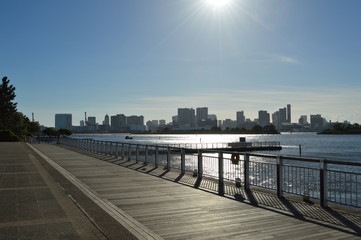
59, 145, 361, 236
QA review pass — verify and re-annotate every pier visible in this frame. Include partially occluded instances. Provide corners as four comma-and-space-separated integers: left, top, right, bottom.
1, 141, 361, 239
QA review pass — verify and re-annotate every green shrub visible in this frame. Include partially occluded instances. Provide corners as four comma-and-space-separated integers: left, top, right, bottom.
0, 130, 20, 142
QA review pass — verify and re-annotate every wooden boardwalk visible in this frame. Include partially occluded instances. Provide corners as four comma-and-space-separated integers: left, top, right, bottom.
31, 144, 361, 239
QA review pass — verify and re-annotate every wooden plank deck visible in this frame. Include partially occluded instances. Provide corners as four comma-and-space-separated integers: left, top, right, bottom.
31, 144, 361, 240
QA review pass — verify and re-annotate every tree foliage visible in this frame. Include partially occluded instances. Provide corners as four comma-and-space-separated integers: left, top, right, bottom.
0, 76, 17, 130
0, 76, 40, 141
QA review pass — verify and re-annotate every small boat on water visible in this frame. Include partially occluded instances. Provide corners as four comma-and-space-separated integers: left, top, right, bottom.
125, 136, 133, 140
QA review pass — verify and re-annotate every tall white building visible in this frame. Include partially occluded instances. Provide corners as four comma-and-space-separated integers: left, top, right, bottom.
55, 114, 72, 130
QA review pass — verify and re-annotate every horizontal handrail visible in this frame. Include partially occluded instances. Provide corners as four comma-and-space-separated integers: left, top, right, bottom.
53, 137, 361, 209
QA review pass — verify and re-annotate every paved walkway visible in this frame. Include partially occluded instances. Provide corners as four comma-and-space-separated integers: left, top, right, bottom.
0, 142, 107, 240
32, 144, 361, 239
2, 142, 361, 239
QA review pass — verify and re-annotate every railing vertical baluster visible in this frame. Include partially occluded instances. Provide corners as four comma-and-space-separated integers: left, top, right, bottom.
277, 156, 284, 198
244, 154, 250, 190
218, 151, 224, 195
145, 145, 148, 164
320, 159, 328, 207
121, 143, 125, 159
181, 148, 185, 174
167, 147, 171, 171
127, 144, 131, 160
198, 150, 203, 179
135, 145, 139, 162
155, 146, 159, 168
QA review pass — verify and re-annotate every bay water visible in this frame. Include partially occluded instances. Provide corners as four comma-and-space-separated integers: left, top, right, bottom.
73, 133, 361, 162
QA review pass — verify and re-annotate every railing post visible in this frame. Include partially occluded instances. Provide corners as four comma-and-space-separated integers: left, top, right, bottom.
181, 148, 185, 174
121, 143, 125, 159
109, 142, 112, 156
155, 146, 159, 168
198, 150, 203, 179
244, 153, 250, 190
166, 147, 171, 170
127, 144, 131, 160
145, 145, 148, 164
276, 156, 284, 198
218, 151, 224, 195
136, 145, 139, 163
320, 159, 328, 207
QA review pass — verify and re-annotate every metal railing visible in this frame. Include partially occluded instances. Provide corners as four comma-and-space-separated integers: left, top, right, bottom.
58, 137, 361, 208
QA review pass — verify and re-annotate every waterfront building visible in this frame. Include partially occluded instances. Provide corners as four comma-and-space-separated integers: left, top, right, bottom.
272, 111, 280, 130
87, 117, 96, 126
196, 107, 208, 127
244, 118, 257, 130
299, 115, 308, 125
279, 107, 287, 123
236, 111, 246, 127
310, 114, 325, 129
222, 119, 237, 130
287, 104, 291, 123
208, 114, 217, 121
178, 108, 195, 128
127, 115, 145, 131
127, 115, 144, 126
272, 106, 288, 131
258, 110, 270, 127
159, 119, 166, 126
103, 114, 110, 126
55, 113, 72, 130
111, 114, 126, 132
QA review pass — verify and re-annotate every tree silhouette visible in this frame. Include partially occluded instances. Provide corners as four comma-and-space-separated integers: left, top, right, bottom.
0, 76, 17, 130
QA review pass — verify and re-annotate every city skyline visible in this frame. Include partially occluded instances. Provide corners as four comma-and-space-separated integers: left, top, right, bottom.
1, 0, 361, 127
53, 104, 336, 133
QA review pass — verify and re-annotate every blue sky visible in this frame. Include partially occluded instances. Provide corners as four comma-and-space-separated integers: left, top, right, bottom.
1, 0, 361, 127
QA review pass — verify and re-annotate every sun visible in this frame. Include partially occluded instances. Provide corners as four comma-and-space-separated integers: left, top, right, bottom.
204, 0, 232, 10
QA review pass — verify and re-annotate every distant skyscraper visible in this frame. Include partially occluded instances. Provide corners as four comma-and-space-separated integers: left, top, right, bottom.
111, 114, 126, 132
236, 111, 246, 126
258, 110, 270, 127
127, 115, 144, 126
103, 114, 110, 126
299, 115, 308, 125
287, 104, 291, 123
279, 107, 287, 124
159, 119, 166, 126
55, 113, 72, 130
310, 114, 324, 129
196, 107, 208, 126
178, 108, 195, 128
87, 117, 96, 126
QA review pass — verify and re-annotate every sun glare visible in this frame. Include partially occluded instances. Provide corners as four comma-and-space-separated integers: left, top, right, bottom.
205, 0, 232, 10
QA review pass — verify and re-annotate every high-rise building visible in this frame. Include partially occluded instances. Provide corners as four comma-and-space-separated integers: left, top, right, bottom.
87, 117, 96, 126
103, 114, 110, 126
236, 111, 246, 127
279, 107, 287, 124
178, 108, 195, 128
126, 115, 145, 131
196, 107, 208, 126
127, 115, 144, 126
258, 110, 270, 127
55, 114, 72, 130
111, 114, 126, 132
287, 104, 291, 123
310, 114, 324, 129
299, 115, 308, 125
159, 119, 166, 126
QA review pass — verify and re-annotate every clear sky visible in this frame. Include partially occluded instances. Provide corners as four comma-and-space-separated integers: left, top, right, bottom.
1, 0, 361, 127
